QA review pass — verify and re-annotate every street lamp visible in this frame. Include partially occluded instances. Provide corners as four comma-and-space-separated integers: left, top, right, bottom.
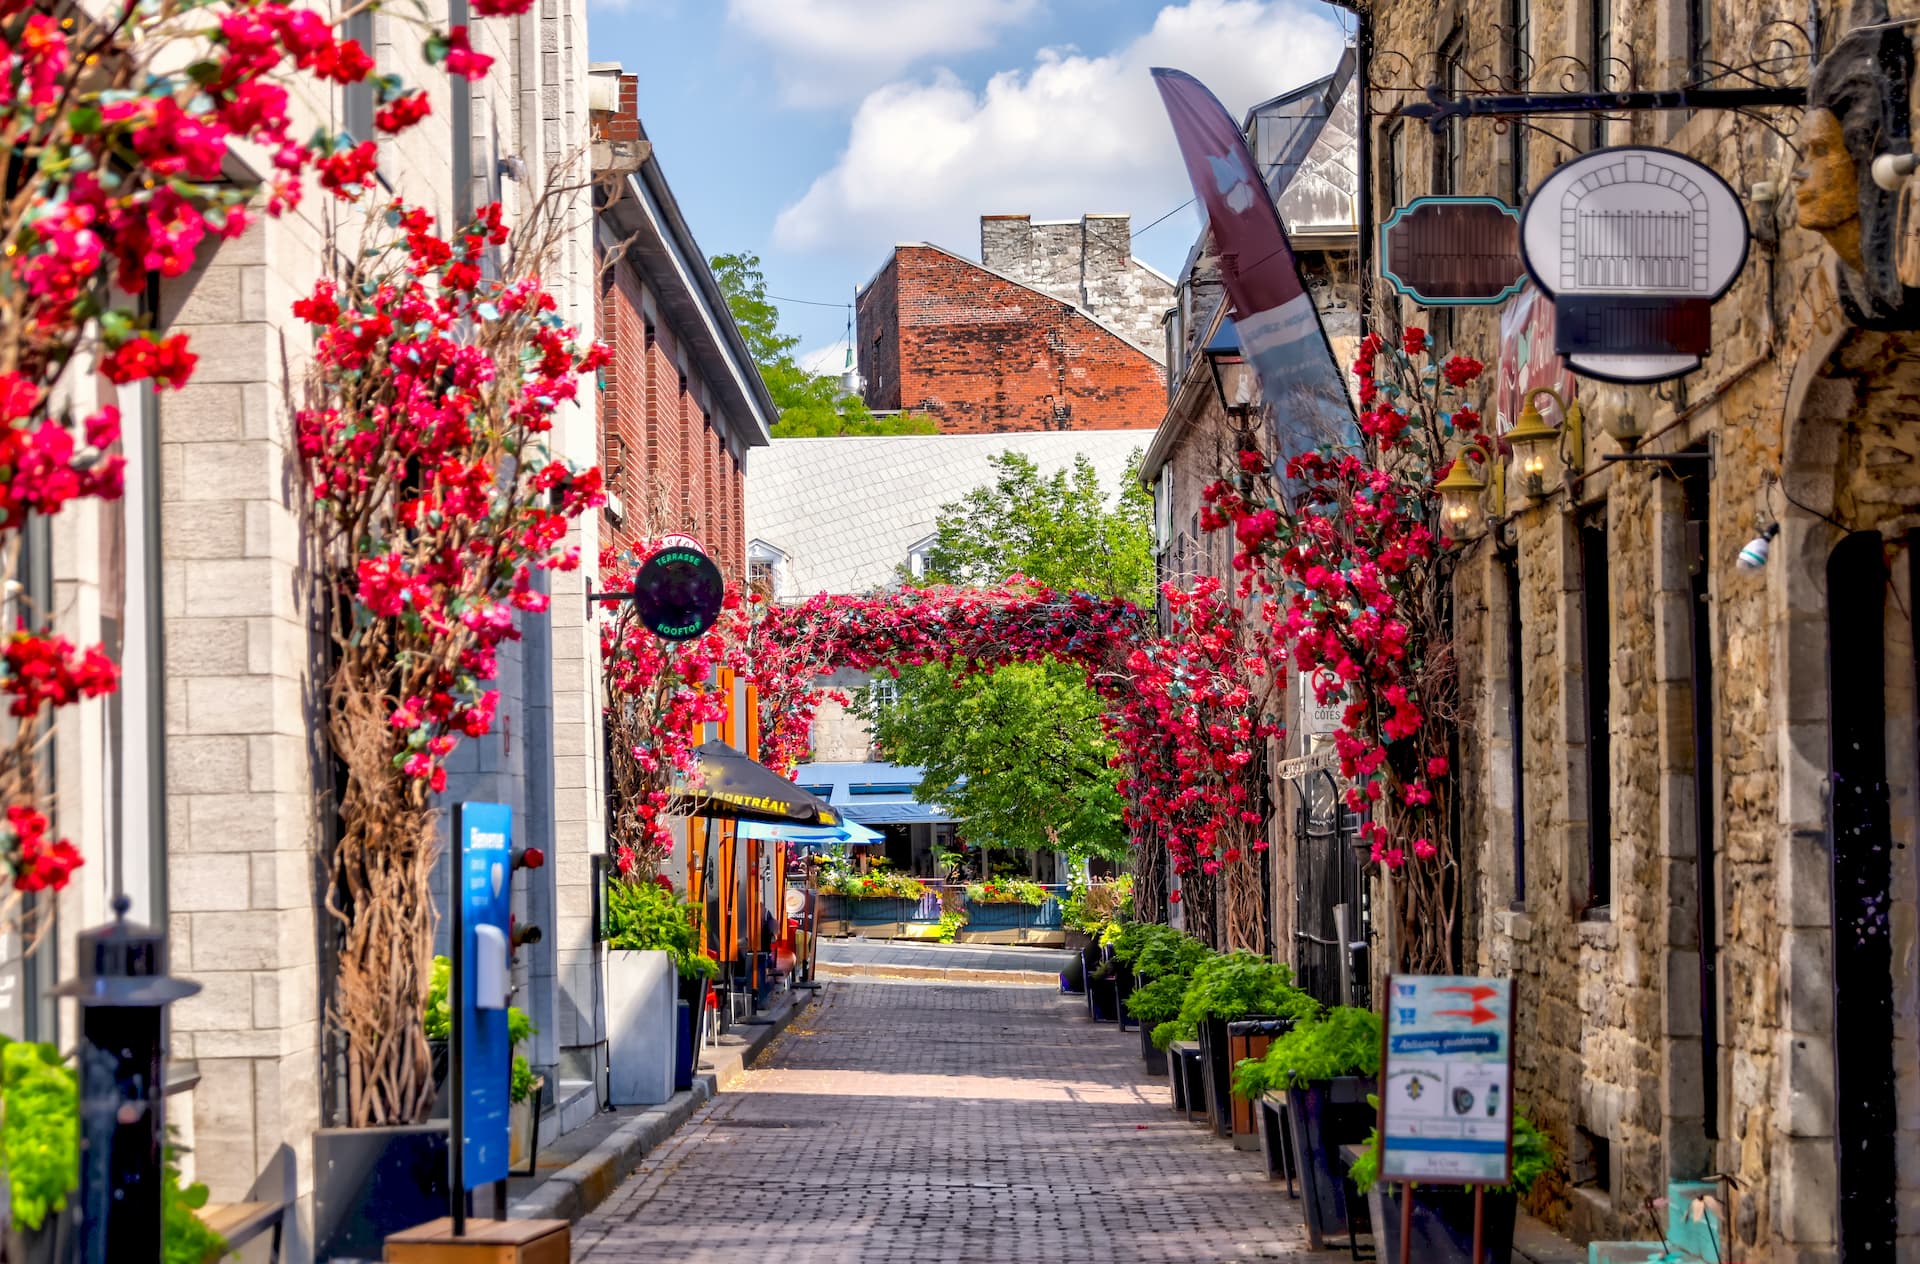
1507, 386, 1581, 499
1435, 453, 1488, 541
1598, 407, 1647, 449
1203, 322, 1259, 423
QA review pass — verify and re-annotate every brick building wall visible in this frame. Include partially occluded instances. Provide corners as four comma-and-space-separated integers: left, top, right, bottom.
856, 244, 1167, 434
592, 71, 751, 581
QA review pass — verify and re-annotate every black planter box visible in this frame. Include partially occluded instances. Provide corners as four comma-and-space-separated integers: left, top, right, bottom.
1366, 1182, 1518, 1264
1285, 1076, 1378, 1249
5, 1206, 73, 1264
1112, 970, 1137, 1031
313, 1123, 451, 1262
1136, 983, 1168, 1075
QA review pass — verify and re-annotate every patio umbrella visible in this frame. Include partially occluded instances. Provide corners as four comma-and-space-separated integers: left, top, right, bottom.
667, 741, 841, 827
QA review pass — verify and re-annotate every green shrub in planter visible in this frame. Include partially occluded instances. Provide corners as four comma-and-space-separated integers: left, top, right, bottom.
3, 1040, 76, 1232
1154, 951, 1317, 1048
604, 878, 721, 981
1348, 1100, 1556, 1196
426, 956, 543, 1104
965, 878, 1049, 906
1233, 1005, 1381, 1099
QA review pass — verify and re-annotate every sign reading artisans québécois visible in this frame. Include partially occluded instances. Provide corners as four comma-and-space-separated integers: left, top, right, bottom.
1378, 975, 1515, 1185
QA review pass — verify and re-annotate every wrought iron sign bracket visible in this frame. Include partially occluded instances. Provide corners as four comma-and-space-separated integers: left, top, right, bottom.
1400, 85, 1807, 133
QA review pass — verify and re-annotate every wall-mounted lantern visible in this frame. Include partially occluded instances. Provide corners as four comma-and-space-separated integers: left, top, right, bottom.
1435, 455, 1488, 541
1507, 387, 1580, 499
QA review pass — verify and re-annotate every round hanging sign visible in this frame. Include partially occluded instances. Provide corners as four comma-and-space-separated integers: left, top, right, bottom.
1519, 146, 1749, 384
633, 542, 723, 641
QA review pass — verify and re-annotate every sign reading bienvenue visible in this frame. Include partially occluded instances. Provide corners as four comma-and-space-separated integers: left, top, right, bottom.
1379, 975, 1515, 1185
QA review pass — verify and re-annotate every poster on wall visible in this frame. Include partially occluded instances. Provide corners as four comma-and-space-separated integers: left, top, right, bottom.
1496, 284, 1576, 436
1378, 974, 1515, 1184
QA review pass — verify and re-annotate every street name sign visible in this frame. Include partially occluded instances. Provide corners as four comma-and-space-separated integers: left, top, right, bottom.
1379, 974, 1515, 1184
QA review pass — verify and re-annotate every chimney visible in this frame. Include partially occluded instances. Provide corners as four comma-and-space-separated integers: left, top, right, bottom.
980, 214, 1032, 271
1081, 213, 1131, 281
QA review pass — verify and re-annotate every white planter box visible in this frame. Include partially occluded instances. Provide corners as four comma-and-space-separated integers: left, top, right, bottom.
606, 949, 677, 1106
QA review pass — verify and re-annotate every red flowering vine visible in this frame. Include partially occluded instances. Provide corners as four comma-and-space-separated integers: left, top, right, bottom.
297, 195, 604, 1127
1197, 326, 1494, 973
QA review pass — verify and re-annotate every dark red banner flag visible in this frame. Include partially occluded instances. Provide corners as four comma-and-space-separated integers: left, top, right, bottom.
1152, 67, 1355, 458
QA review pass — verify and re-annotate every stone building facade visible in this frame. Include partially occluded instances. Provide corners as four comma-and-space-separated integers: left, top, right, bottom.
1355, 1, 1920, 1258
591, 67, 774, 578
856, 234, 1170, 433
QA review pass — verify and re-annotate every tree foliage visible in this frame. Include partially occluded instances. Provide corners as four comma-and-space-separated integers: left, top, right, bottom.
709, 252, 936, 438
858, 452, 1152, 861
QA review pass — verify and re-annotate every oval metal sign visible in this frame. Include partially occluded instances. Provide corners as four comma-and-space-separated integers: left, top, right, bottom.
633, 542, 724, 641
1520, 146, 1749, 383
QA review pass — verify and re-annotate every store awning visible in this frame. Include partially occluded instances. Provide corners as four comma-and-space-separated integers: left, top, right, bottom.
734, 820, 884, 849
842, 803, 956, 825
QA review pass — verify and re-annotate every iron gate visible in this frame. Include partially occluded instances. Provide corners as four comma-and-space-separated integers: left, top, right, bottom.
1292, 769, 1371, 1010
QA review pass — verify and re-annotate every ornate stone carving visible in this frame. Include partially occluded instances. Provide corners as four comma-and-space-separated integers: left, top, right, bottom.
1799, 0, 1919, 326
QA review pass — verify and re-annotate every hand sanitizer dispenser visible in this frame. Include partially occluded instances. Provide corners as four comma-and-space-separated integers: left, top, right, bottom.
473, 923, 509, 1010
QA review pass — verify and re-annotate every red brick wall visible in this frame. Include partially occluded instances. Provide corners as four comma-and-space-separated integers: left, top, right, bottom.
856, 256, 901, 411
856, 245, 1166, 433
592, 182, 746, 581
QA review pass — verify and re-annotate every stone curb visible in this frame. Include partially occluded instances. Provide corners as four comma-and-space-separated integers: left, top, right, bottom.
506, 988, 818, 1223
816, 962, 1059, 986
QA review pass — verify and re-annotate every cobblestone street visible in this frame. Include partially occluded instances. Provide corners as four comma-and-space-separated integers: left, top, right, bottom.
573, 976, 1312, 1262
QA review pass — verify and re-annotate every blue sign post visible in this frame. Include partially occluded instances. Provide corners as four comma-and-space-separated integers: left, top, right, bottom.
450, 802, 513, 1233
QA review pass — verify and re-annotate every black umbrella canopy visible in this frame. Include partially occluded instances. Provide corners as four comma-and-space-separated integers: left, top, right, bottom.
668, 742, 841, 827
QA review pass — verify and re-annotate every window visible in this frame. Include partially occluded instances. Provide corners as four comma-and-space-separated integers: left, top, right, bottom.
1679, 460, 1719, 1138
866, 678, 899, 710
1506, 0, 1531, 204
1589, 0, 1614, 149
1503, 552, 1527, 905
1579, 508, 1612, 912
1434, 29, 1466, 194
1686, 0, 1712, 80
1383, 120, 1407, 213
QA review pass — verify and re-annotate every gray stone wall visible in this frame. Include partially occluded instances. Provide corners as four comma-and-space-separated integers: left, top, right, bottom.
978, 214, 1174, 359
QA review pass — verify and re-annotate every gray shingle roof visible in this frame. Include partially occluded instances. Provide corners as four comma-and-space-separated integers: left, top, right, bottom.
745, 430, 1146, 597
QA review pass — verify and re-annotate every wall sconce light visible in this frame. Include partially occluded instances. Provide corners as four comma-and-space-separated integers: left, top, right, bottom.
1599, 408, 1647, 450
1436, 453, 1488, 541
1507, 387, 1576, 499
1737, 521, 1779, 570
1204, 341, 1259, 422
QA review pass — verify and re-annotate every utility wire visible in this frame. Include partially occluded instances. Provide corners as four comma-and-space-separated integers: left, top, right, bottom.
767, 292, 854, 308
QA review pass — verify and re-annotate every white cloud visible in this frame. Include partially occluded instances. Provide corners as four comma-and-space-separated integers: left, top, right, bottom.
772, 0, 1345, 259
729, 0, 1041, 106
799, 340, 853, 375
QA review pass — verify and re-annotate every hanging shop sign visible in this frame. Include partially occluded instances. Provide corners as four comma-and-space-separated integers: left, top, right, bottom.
1379, 197, 1526, 306
1379, 974, 1515, 1184
633, 540, 724, 640
1519, 147, 1749, 384
1277, 749, 1340, 781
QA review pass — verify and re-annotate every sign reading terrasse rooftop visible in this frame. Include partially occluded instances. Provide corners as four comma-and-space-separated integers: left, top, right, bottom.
1520, 146, 1749, 384
633, 539, 724, 641
1379, 197, 1526, 306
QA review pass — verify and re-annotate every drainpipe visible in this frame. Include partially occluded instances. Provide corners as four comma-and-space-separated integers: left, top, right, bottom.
450, 0, 473, 224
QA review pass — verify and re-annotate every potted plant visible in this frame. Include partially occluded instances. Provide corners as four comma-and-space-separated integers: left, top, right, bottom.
603, 875, 708, 1106
1164, 952, 1318, 1139
962, 877, 1050, 933
1233, 1005, 1381, 1248
1112, 924, 1211, 1074
1349, 1107, 1556, 1264
819, 865, 929, 930
507, 1007, 543, 1171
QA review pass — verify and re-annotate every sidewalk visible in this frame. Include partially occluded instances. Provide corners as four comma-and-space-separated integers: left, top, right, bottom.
506, 986, 818, 1223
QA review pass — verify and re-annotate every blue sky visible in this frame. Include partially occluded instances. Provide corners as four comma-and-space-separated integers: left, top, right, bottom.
588, 0, 1351, 362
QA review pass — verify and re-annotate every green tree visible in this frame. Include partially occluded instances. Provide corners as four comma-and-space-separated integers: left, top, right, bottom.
917, 451, 1154, 602
857, 452, 1153, 863
710, 252, 936, 438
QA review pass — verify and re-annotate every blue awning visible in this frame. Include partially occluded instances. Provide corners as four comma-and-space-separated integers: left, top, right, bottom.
735, 820, 884, 848
842, 803, 955, 825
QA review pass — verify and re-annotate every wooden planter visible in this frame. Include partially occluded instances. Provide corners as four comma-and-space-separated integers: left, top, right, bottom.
1364, 1182, 1518, 1264
1225, 1018, 1292, 1150
1285, 1076, 1377, 1249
